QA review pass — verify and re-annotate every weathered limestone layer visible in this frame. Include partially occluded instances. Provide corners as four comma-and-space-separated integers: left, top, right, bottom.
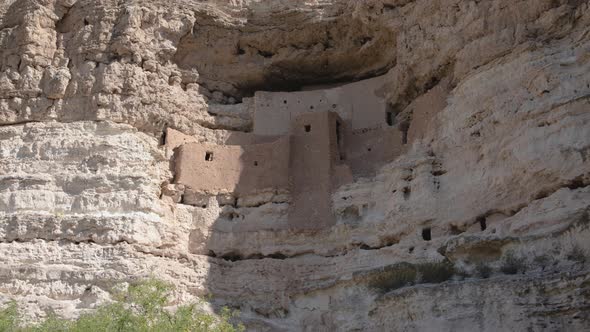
1, 0, 589, 331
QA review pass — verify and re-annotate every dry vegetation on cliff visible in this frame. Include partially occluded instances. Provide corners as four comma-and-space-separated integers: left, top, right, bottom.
0, 279, 243, 332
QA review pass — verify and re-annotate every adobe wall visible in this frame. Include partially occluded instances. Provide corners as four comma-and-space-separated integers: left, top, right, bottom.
174, 137, 290, 196
236, 138, 290, 193
406, 80, 449, 144
288, 111, 343, 230
345, 126, 406, 177
253, 75, 388, 136
165, 127, 281, 150
166, 128, 199, 150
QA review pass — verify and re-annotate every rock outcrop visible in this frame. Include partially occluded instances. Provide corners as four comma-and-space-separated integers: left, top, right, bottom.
1, 0, 589, 330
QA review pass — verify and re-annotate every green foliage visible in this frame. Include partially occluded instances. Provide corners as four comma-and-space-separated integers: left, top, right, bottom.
500, 251, 526, 275
0, 302, 19, 332
30, 312, 72, 332
0, 279, 244, 332
475, 262, 492, 279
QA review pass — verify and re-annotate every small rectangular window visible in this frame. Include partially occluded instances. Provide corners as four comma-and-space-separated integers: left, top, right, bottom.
205, 151, 213, 161
304, 125, 311, 132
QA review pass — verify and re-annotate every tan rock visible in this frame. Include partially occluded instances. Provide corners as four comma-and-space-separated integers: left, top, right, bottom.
0, 0, 589, 330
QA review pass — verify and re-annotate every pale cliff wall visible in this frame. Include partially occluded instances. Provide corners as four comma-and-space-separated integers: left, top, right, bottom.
0, 0, 589, 331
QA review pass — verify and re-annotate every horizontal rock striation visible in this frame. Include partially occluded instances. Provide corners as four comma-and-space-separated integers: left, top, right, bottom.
0, 0, 589, 331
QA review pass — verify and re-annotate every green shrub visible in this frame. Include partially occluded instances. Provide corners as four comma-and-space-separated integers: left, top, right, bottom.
500, 251, 525, 275
0, 301, 18, 332
0, 279, 244, 332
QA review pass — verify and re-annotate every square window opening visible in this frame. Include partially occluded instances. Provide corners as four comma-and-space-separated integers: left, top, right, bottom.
304, 125, 311, 132
205, 151, 214, 161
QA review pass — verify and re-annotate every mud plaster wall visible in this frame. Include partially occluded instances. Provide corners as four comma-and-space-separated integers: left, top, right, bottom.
406, 81, 450, 143
253, 76, 387, 136
345, 126, 406, 177
166, 128, 281, 150
252, 75, 403, 178
288, 111, 344, 229
166, 128, 199, 150
174, 137, 290, 195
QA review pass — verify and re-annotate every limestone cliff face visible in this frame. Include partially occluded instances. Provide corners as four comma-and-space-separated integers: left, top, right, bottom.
1, 0, 590, 331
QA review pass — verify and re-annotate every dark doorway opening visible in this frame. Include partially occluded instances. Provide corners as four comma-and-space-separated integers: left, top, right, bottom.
386, 112, 394, 126
336, 120, 345, 161
478, 216, 487, 231
422, 228, 432, 241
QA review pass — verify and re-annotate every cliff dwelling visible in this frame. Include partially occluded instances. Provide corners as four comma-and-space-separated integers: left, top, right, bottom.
168, 76, 409, 230
1, 0, 589, 330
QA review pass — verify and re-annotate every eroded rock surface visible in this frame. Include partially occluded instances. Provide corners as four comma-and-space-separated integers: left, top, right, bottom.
1, 0, 589, 331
